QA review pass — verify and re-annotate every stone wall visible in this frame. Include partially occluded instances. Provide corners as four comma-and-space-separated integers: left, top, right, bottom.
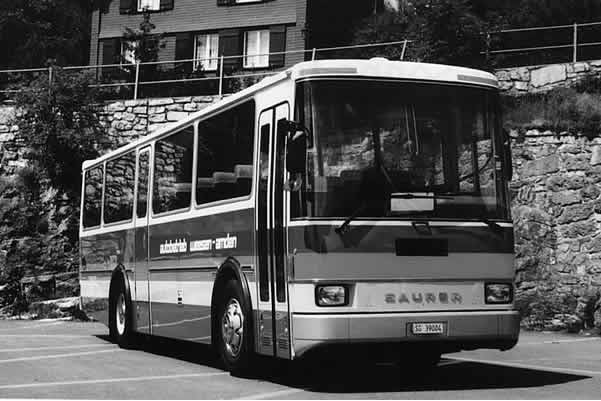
511, 129, 601, 330
496, 59, 601, 94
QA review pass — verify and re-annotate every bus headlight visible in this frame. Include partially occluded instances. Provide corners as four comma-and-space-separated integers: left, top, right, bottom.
315, 285, 347, 306
485, 283, 513, 304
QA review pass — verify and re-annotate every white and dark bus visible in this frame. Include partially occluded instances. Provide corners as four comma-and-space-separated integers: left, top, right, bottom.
80, 59, 518, 372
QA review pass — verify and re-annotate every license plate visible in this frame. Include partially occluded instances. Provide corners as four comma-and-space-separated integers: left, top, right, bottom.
411, 322, 445, 335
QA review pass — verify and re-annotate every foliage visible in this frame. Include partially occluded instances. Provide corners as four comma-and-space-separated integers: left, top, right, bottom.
13, 66, 107, 198
503, 74, 601, 135
0, 0, 91, 69
122, 9, 166, 86
350, 0, 488, 68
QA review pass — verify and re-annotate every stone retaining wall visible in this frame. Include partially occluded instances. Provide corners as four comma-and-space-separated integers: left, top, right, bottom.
496, 59, 601, 94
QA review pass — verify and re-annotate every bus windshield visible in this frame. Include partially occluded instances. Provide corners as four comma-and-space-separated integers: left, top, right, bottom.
292, 79, 509, 220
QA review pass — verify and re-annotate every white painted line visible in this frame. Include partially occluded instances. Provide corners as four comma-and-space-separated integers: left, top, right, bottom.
0, 321, 65, 331
0, 343, 114, 353
236, 388, 306, 400
438, 360, 464, 367
518, 338, 601, 346
450, 356, 601, 377
0, 334, 92, 338
0, 349, 120, 364
0, 372, 229, 390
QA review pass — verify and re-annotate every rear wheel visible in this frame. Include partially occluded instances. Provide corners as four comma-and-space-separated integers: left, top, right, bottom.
109, 278, 134, 348
214, 280, 253, 373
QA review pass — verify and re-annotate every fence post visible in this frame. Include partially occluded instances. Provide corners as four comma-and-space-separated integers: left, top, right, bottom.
573, 22, 578, 63
218, 55, 224, 97
400, 39, 408, 60
133, 61, 140, 100
311, 48, 317, 61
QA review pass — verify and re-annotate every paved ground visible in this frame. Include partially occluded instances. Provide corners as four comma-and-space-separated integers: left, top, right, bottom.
0, 319, 600, 399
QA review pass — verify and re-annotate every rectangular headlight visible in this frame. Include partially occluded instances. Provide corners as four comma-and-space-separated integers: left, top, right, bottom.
485, 283, 513, 304
315, 285, 347, 307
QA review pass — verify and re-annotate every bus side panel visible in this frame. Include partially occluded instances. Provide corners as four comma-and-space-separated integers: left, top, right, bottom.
147, 207, 255, 342
80, 227, 136, 326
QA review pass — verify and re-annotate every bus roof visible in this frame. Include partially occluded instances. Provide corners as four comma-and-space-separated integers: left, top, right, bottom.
82, 59, 497, 170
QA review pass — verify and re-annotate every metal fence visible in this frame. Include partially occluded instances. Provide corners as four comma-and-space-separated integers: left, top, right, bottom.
485, 21, 601, 68
0, 40, 411, 101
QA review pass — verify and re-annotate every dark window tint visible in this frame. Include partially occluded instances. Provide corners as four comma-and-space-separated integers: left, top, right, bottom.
83, 165, 104, 228
196, 101, 255, 204
258, 123, 270, 302
104, 151, 136, 224
153, 126, 194, 214
136, 151, 150, 218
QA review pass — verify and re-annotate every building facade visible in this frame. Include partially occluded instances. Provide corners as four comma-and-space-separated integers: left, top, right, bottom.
90, 0, 307, 72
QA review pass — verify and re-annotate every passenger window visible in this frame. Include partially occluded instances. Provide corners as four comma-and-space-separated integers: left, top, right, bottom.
104, 151, 136, 224
136, 151, 149, 218
153, 126, 194, 214
196, 100, 255, 204
83, 165, 104, 228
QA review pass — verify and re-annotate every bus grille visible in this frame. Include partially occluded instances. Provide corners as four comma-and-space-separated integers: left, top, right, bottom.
261, 336, 271, 347
278, 337, 288, 350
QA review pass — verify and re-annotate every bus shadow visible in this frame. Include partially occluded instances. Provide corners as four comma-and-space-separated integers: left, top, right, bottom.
93, 335, 588, 393
250, 358, 589, 393
94, 334, 221, 369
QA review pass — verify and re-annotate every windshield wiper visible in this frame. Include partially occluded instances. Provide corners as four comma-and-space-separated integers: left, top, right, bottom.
479, 217, 503, 233
335, 203, 366, 235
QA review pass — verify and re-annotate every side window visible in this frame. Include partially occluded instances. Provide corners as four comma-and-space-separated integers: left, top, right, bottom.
83, 165, 104, 228
153, 126, 195, 214
196, 100, 255, 204
136, 151, 149, 218
104, 151, 136, 224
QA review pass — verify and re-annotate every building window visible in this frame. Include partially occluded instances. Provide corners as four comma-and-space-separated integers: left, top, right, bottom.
244, 30, 269, 68
121, 40, 138, 64
138, 0, 160, 11
194, 34, 219, 71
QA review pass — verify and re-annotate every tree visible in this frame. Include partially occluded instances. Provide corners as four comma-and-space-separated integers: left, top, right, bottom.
350, 0, 488, 68
13, 66, 107, 198
0, 0, 91, 69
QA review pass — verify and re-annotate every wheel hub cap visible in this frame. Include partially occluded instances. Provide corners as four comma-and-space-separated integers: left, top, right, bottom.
116, 293, 126, 335
221, 299, 244, 358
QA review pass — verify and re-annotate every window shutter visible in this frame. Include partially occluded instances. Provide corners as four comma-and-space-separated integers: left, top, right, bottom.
160, 0, 174, 11
175, 32, 194, 73
119, 0, 134, 14
269, 25, 286, 68
102, 38, 120, 65
219, 29, 241, 71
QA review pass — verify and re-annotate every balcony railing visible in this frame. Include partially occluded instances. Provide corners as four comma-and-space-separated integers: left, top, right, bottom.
0, 40, 411, 101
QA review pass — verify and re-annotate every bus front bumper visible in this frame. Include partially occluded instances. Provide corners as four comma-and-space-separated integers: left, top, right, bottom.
292, 310, 520, 358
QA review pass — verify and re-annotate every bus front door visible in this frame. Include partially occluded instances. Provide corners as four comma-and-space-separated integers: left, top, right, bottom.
256, 103, 292, 359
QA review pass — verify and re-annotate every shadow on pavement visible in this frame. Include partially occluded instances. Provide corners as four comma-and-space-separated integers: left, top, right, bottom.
94, 334, 589, 394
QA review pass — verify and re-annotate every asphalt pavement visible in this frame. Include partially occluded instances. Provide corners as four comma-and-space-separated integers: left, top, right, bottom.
0, 319, 600, 399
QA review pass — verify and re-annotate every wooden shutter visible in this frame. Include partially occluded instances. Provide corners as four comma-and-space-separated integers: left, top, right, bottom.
119, 0, 134, 14
175, 32, 194, 73
160, 0, 174, 11
269, 25, 286, 68
102, 38, 120, 65
219, 29, 241, 71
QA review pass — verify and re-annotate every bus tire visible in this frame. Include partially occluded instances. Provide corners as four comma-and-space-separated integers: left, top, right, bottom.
215, 280, 253, 373
109, 277, 134, 348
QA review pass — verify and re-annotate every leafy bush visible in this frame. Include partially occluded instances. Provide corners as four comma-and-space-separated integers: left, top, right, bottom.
502, 86, 601, 135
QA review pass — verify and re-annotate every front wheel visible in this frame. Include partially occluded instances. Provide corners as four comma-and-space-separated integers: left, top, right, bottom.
109, 278, 134, 348
214, 280, 253, 373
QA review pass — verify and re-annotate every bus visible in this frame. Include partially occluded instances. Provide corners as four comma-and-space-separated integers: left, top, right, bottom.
79, 58, 518, 373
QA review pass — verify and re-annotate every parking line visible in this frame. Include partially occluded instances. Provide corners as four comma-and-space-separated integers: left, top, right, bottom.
519, 338, 601, 346
0, 343, 114, 353
0, 349, 120, 364
449, 356, 601, 376
0, 334, 92, 338
235, 388, 306, 400
0, 321, 65, 331
0, 372, 229, 390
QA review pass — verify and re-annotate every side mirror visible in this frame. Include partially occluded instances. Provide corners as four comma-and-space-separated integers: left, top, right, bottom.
286, 130, 307, 175
503, 128, 513, 181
